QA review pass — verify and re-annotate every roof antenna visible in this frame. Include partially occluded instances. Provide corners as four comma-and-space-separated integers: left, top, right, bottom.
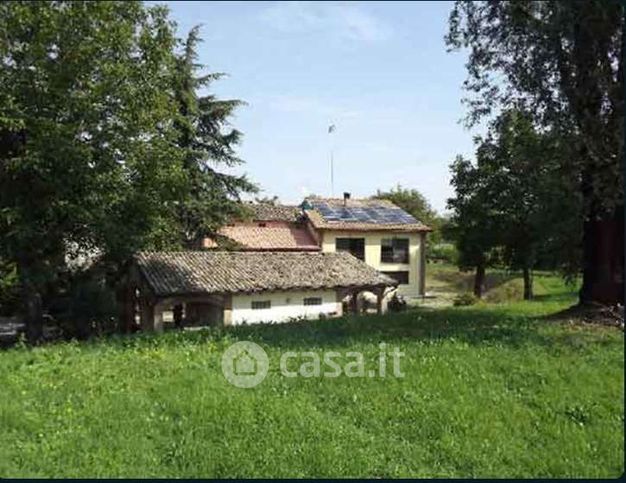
328, 123, 336, 197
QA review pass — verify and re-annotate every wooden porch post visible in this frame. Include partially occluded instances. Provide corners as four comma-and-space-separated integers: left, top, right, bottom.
376, 287, 384, 315
153, 304, 165, 333
140, 300, 155, 332
418, 232, 427, 297
350, 289, 359, 314
223, 294, 233, 326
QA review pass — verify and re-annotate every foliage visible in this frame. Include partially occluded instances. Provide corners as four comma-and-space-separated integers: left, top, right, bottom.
0, 259, 18, 316
0, 4, 255, 338
447, 108, 583, 298
427, 243, 458, 265
446, 0, 624, 304
254, 195, 280, 205
447, 155, 501, 274
387, 292, 407, 312
49, 270, 118, 340
452, 292, 478, 306
172, 26, 256, 246
374, 185, 442, 241
445, 1, 624, 211
0, 2, 185, 338
0, 283, 622, 477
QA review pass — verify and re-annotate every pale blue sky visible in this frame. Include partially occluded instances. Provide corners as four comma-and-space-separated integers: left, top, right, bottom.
161, 1, 475, 213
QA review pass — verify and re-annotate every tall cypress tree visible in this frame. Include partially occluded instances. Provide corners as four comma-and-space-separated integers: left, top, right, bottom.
172, 26, 256, 247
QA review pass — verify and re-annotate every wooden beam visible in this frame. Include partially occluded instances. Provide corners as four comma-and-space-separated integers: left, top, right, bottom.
376, 288, 384, 315
140, 300, 155, 332
418, 232, 427, 297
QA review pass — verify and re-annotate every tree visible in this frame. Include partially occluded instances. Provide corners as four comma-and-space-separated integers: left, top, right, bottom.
172, 26, 256, 247
0, 2, 187, 342
254, 195, 280, 205
374, 185, 442, 241
471, 110, 582, 299
447, 156, 502, 298
446, 1, 624, 305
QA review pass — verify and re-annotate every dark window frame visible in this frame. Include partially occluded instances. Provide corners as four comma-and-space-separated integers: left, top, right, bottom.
381, 238, 410, 264
303, 297, 323, 306
251, 300, 271, 310
335, 237, 365, 261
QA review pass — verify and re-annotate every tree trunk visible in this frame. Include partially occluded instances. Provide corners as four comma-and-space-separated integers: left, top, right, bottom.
579, 206, 624, 305
116, 281, 136, 334
473, 264, 486, 298
523, 267, 533, 300
18, 262, 44, 344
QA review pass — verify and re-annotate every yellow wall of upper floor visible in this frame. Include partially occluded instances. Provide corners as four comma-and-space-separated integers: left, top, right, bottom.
319, 230, 424, 297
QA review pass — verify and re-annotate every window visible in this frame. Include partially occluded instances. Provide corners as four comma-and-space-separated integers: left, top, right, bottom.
381, 238, 409, 264
251, 300, 271, 310
257, 222, 267, 227
382, 271, 409, 285
304, 297, 322, 306
336, 238, 365, 261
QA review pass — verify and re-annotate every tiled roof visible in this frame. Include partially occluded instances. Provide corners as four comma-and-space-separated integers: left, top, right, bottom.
304, 197, 431, 232
135, 251, 397, 296
217, 223, 319, 251
246, 203, 302, 222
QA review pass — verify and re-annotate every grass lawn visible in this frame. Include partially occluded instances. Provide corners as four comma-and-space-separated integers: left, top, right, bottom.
0, 276, 623, 478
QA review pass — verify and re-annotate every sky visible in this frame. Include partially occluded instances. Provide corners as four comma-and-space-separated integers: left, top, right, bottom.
161, 1, 476, 213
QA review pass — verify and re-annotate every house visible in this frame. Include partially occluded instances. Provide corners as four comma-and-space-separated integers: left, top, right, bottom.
203, 203, 319, 252
130, 251, 397, 331
302, 194, 431, 298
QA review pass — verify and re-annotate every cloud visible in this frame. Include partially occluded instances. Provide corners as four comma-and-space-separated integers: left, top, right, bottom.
260, 1, 391, 43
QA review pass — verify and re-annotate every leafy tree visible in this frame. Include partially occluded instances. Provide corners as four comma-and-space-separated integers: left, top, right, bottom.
254, 195, 280, 205
172, 26, 256, 247
374, 185, 442, 241
0, 2, 188, 341
472, 110, 581, 299
447, 156, 502, 297
446, 0, 624, 305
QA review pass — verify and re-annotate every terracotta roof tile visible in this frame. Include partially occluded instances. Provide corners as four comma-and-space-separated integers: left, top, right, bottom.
136, 251, 397, 296
218, 223, 319, 251
245, 203, 301, 222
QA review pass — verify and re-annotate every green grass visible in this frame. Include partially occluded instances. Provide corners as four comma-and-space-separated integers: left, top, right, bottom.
423, 263, 580, 307
0, 278, 623, 478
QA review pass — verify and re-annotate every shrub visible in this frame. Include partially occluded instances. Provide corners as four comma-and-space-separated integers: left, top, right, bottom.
388, 293, 407, 312
453, 292, 478, 306
51, 275, 118, 339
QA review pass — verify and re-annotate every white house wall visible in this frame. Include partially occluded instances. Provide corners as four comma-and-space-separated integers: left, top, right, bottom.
231, 289, 339, 325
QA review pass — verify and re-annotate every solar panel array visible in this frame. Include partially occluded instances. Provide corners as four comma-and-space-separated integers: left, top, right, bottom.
309, 200, 418, 224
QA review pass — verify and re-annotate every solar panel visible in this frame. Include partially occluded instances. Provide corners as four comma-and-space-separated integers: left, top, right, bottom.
309, 200, 418, 224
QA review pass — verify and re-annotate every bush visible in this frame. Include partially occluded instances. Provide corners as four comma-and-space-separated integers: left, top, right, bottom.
51, 274, 118, 339
388, 293, 407, 312
453, 292, 478, 306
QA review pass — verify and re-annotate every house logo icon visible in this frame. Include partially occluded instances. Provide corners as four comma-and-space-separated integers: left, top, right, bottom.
221, 341, 269, 388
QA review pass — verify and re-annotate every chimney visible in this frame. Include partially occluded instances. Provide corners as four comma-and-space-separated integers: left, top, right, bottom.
343, 192, 351, 206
